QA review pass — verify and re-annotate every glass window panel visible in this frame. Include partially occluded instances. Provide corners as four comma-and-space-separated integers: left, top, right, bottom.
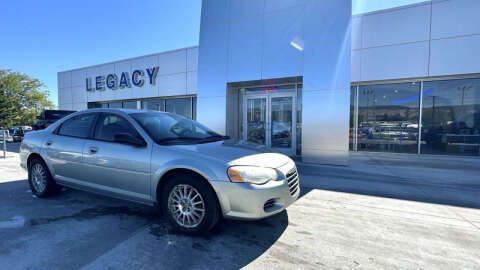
296, 84, 302, 155
421, 78, 480, 156
246, 98, 266, 145
95, 113, 139, 142
88, 103, 107, 109
108, 102, 122, 108
192, 97, 197, 120
271, 97, 293, 148
349, 86, 356, 151
58, 114, 96, 138
357, 82, 420, 153
142, 99, 165, 111
122, 101, 137, 109
165, 98, 192, 119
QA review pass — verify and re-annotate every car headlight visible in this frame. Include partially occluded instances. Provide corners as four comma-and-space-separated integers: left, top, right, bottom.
227, 166, 279, 185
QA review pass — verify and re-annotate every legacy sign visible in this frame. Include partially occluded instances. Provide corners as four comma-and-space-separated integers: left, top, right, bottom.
86, 67, 159, 92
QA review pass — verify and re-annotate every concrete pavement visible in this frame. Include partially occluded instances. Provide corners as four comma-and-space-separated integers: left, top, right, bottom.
0, 143, 479, 269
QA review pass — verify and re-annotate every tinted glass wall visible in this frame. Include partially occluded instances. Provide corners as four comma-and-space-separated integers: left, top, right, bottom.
88, 96, 196, 120
421, 78, 480, 155
166, 98, 193, 119
122, 101, 137, 109
142, 99, 165, 111
350, 77, 480, 156
357, 82, 420, 153
141, 97, 195, 119
296, 85, 302, 155
349, 86, 356, 151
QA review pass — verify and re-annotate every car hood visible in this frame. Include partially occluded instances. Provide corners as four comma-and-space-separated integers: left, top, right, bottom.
170, 140, 291, 168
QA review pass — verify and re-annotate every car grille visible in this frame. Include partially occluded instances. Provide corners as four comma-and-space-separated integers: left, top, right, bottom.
286, 168, 299, 196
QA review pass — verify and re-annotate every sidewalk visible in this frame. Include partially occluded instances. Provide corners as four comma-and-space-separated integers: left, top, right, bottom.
297, 151, 480, 209
0, 152, 26, 183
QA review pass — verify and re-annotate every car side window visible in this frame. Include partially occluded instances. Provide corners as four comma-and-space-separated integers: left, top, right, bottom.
57, 114, 96, 138
95, 113, 140, 142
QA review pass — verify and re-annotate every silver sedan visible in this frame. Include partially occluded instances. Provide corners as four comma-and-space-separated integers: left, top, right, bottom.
20, 109, 300, 234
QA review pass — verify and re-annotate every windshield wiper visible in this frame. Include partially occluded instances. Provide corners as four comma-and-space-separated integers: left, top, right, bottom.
157, 135, 230, 145
198, 135, 230, 143
206, 135, 230, 139
156, 137, 204, 144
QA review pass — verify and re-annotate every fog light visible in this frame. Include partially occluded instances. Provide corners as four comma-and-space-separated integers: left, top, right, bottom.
263, 199, 276, 210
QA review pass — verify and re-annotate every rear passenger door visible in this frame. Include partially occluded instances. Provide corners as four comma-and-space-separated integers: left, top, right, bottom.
44, 113, 97, 182
82, 113, 151, 202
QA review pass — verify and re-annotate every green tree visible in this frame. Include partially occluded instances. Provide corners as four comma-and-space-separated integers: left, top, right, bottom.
0, 69, 54, 128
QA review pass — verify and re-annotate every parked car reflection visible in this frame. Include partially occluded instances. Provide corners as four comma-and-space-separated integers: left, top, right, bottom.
271, 121, 291, 148
247, 121, 266, 145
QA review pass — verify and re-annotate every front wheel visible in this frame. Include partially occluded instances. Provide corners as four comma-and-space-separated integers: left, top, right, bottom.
28, 157, 62, 197
161, 174, 221, 234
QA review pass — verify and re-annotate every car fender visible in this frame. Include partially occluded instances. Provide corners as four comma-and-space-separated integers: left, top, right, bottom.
151, 157, 226, 203
22, 135, 56, 177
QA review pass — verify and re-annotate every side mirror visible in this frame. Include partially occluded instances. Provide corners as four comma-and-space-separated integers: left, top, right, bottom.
113, 133, 146, 147
36, 116, 41, 120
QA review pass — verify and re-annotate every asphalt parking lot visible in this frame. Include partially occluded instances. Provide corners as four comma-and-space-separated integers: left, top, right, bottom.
1, 143, 480, 269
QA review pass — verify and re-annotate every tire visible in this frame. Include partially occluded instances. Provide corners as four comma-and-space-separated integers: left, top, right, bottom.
28, 157, 62, 198
161, 173, 221, 234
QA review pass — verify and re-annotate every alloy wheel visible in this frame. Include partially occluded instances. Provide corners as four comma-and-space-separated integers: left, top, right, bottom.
167, 184, 205, 228
31, 163, 47, 193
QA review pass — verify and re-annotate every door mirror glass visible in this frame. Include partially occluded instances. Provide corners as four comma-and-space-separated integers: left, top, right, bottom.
113, 133, 146, 147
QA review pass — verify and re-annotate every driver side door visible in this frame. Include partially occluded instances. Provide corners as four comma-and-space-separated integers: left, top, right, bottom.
82, 113, 151, 203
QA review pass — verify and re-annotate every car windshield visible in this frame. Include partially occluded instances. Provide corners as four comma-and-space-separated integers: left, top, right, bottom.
130, 112, 226, 145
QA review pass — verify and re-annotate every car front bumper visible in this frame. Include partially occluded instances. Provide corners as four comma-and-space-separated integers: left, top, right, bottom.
211, 162, 300, 220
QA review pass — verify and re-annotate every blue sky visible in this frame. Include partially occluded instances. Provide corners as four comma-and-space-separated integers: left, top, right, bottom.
1, 0, 426, 106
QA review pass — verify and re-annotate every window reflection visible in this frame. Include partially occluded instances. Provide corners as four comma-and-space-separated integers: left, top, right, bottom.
166, 98, 193, 119
246, 98, 266, 145
87, 96, 197, 120
142, 99, 165, 111
88, 103, 107, 109
108, 102, 122, 108
421, 78, 480, 156
357, 83, 420, 153
296, 84, 302, 155
349, 86, 356, 151
122, 101, 137, 109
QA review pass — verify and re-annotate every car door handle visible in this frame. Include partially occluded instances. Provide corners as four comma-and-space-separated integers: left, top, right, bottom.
46, 141, 52, 146
89, 147, 98, 154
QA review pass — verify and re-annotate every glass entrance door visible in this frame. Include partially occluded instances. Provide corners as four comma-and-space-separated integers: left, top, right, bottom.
271, 96, 294, 153
243, 91, 296, 155
246, 97, 267, 145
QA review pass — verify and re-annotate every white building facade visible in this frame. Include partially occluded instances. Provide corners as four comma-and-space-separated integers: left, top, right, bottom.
58, 0, 480, 163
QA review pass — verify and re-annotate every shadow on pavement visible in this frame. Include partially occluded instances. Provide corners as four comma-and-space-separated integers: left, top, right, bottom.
0, 179, 288, 270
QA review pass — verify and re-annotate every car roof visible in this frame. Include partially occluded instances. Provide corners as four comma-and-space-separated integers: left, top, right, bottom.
77, 108, 169, 115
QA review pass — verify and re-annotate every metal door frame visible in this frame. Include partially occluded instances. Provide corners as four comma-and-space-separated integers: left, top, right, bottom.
243, 90, 297, 156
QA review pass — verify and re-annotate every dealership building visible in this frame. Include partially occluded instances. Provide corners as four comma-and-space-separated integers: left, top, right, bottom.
57, 0, 480, 164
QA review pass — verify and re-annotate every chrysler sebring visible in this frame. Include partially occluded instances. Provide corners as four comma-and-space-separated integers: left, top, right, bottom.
20, 109, 300, 234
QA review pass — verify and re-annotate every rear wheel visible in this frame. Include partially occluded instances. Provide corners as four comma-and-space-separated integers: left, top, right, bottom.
28, 157, 62, 197
161, 174, 221, 234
